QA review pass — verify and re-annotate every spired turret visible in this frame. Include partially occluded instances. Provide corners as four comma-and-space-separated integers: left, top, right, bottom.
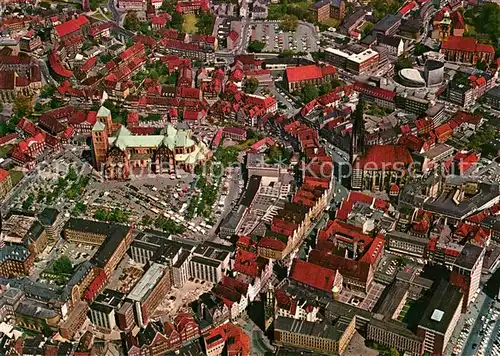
332, 285, 340, 301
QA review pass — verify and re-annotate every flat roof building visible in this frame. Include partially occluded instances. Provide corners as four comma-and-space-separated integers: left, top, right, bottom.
127, 263, 172, 327
416, 280, 463, 356
274, 316, 356, 355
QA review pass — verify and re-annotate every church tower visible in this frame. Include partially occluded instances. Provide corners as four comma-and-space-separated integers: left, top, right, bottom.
438, 11, 452, 42
264, 282, 275, 330
350, 99, 366, 165
91, 121, 109, 171
96, 106, 113, 136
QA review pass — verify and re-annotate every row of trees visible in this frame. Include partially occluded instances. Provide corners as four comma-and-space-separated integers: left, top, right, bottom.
300, 80, 343, 103
94, 207, 131, 223
154, 216, 186, 234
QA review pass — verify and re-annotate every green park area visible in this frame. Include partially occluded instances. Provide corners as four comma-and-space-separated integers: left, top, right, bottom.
0, 144, 13, 158
183, 14, 198, 33
463, 4, 500, 43
268, 0, 315, 23
9, 169, 24, 187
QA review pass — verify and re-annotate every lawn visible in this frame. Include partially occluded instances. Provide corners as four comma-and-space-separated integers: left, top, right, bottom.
183, 14, 198, 34
91, 12, 109, 21
321, 18, 340, 28
0, 144, 13, 158
9, 169, 24, 187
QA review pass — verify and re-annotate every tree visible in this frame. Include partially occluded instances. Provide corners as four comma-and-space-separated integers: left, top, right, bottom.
319, 82, 332, 96
280, 14, 299, 32
361, 22, 374, 37
248, 40, 266, 53
94, 208, 108, 221
476, 60, 488, 71
53, 256, 73, 274
161, 0, 175, 12
474, 3, 500, 42
124, 11, 140, 32
13, 94, 33, 117
141, 215, 153, 226
300, 84, 319, 103
198, 11, 214, 35
278, 49, 295, 58
67, 166, 78, 181
170, 12, 183, 32
395, 55, 413, 71
40, 84, 56, 98
244, 77, 259, 94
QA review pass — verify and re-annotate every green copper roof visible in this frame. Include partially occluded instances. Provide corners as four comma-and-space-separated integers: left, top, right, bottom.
113, 125, 132, 137
97, 106, 111, 117
92, 121, 106, 132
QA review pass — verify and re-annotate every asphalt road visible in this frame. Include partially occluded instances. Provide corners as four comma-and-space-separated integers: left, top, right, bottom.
461, 293, 494, 356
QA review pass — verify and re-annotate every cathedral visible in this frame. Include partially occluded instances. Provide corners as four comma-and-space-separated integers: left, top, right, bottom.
91, 107, 211, 180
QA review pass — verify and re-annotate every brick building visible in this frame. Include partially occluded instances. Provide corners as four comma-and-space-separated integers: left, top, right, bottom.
284, 64, 336, 92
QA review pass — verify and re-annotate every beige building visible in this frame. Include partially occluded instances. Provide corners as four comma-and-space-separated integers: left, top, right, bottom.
274, 316, 356, 354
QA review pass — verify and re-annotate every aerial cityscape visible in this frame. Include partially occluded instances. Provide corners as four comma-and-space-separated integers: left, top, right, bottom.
0, 0, 498, 355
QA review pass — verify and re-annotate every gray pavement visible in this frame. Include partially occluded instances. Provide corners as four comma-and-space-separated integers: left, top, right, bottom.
252, 23, 318, 53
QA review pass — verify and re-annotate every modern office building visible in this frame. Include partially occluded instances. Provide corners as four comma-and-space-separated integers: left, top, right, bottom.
416, 280, 463, 356
450, 243, 484, 312
127, 263, 172, 327
189, 242, 233, 284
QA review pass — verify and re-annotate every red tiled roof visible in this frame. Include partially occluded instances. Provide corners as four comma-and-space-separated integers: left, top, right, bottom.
223, 126, 246, 136
359, 236, 385, 264
49, 50, 73, 78
442, 36, 495, 53
204, 323, 250, 356
355, 145, 413, 170
354, 81, 396, 101
452, 11, 465, 29
61, 126, 74, 140
16, 117, 38, 136
258, 237, 286, 251
336, 191, 374, 220
251, 137, 275, 151
285, 64, 336, 83
234, 249, 261, 277
308, 249, 372, 283
399, 1, 417, 14
289, 258, 338, 292
81, 56, 97, 72
398, 134, 425, 152
317, 220, 373, 251
127, 112, 139, 124
0, 168, 9, 182
0, 132, 18, 145
89, 22, 111, 36
55, 15, 89, 38
435, 122, 452, 137
128, 127, 156, 135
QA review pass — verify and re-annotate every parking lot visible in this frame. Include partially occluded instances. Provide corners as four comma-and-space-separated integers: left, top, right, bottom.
251, 23, 319, 53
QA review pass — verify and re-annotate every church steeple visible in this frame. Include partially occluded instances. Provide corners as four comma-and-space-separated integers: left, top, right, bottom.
350, 99, 366, 164
264, 282, 275, 330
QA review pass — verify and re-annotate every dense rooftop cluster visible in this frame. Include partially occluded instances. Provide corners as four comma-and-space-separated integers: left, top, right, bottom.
0, 0, 499, 355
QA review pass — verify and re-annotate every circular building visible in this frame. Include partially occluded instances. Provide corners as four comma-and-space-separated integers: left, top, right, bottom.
424, 60, 444, 86
398, 68, 426, 87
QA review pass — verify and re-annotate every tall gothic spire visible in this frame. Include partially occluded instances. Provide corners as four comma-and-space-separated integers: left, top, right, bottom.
350, 98, 365, 164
